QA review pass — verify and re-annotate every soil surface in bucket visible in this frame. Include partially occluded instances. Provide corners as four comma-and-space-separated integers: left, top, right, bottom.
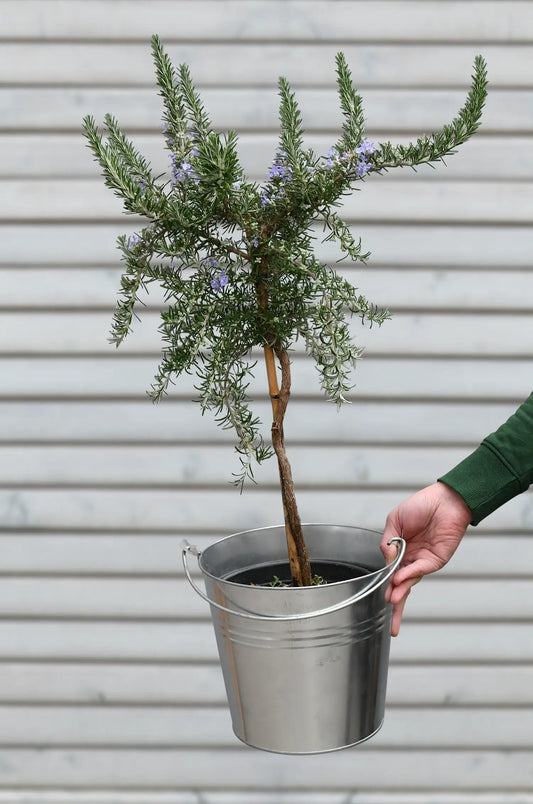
226, 559, 370, 587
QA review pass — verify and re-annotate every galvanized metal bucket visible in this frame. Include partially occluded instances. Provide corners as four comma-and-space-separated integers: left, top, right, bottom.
182, 523, 405, 754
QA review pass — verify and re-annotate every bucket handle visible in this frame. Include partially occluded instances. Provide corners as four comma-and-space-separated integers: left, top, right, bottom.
181, 536, 405, 622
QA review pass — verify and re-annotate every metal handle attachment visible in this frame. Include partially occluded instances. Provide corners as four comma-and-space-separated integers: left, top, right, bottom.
181, 537, 405, 622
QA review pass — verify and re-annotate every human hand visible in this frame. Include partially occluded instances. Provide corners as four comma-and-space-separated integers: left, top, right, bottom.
381, 481, 472, 636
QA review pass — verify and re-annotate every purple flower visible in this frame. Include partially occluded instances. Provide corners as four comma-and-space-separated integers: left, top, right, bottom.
171, 154, 199, 185
326, 140, 375, 173
207, 257, 219, 268
325, 145, 342, 170
127, 233, 142, 249
355, 157, 370, 178
162, 123, 174, 147
210, 269, 229, 292
356, 138, 376, 155
267, 163, 292, 181
267, 148, 293, 182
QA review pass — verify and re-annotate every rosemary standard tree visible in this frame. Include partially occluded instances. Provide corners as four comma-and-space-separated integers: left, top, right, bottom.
83, 37, 487, 587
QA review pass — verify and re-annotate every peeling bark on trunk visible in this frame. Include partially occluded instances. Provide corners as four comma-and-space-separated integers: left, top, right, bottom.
264, 342, 312, 587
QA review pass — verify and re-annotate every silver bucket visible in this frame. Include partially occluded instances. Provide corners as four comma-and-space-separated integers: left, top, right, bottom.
182, 523, 405, 754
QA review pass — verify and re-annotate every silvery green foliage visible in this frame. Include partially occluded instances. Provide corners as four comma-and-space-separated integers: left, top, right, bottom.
83, 37, 487, 485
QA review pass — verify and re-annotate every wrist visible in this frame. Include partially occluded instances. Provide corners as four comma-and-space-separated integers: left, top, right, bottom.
436, 480, 473, 527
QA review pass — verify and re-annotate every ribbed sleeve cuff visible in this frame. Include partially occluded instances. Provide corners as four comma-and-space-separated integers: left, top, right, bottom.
439, 442, 526, 526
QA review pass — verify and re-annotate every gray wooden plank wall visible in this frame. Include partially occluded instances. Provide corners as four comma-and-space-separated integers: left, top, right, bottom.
1, 0, 533, 800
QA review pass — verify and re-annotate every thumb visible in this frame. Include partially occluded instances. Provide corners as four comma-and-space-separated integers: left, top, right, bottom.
381, 513, 402, 564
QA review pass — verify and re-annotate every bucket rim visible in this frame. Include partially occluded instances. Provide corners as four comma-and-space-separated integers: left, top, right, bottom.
198, 522, 387, 591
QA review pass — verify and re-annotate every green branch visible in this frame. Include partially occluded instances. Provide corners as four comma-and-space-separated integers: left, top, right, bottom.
371, 55, 488, 172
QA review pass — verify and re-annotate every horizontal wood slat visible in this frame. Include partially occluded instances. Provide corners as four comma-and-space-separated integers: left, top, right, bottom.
2, 44, 532, 89
2, 135, 532, 180
4, 266, 532, 311
0, 620, 531, 663
0, 795, 208, 804
3, 224, 532, 268
0, 662, 530, 706
4, 179, 533, 225
0, 400, 519, 443
0, 443, 490, 487
0, 533, 529, 576
0, 747, 530, 789
2, 1, 532, 43
3, 310, 532, 357
2, 357, 531, 401
0, 487, 530, 531
0, 576, 529, 620
0, 796, 530, 804
0, 705, 530, 749
0, 88, 527, 134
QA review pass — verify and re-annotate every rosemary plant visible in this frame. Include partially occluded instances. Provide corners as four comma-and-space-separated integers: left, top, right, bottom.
83, 36, 487, 586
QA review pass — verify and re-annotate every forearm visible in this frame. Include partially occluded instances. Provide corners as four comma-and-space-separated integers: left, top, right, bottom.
439, 393, 533, 525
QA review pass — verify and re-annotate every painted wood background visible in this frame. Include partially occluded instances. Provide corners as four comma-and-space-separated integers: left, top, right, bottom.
1, 0, 533, 801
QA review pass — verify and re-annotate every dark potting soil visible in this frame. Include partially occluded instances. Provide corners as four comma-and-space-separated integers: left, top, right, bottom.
226, 559, 370, 587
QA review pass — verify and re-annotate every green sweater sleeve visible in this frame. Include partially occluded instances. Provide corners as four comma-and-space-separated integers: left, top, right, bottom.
439, 393, 533, 525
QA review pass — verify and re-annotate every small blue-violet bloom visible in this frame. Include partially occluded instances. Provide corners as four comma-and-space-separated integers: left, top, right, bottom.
127, 233, 142, 249
355, 157, 371, 178
356, 139, 376, 155
171, 155, 199, 185
210, 269, 229, 293
326, 145, 345, 169
267, 163, 292, 181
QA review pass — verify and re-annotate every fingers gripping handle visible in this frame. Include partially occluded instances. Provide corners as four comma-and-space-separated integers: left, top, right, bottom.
181, 537, 405, 622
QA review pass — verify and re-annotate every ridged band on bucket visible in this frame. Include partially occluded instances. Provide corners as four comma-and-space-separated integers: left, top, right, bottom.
214, 607, 391, 650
